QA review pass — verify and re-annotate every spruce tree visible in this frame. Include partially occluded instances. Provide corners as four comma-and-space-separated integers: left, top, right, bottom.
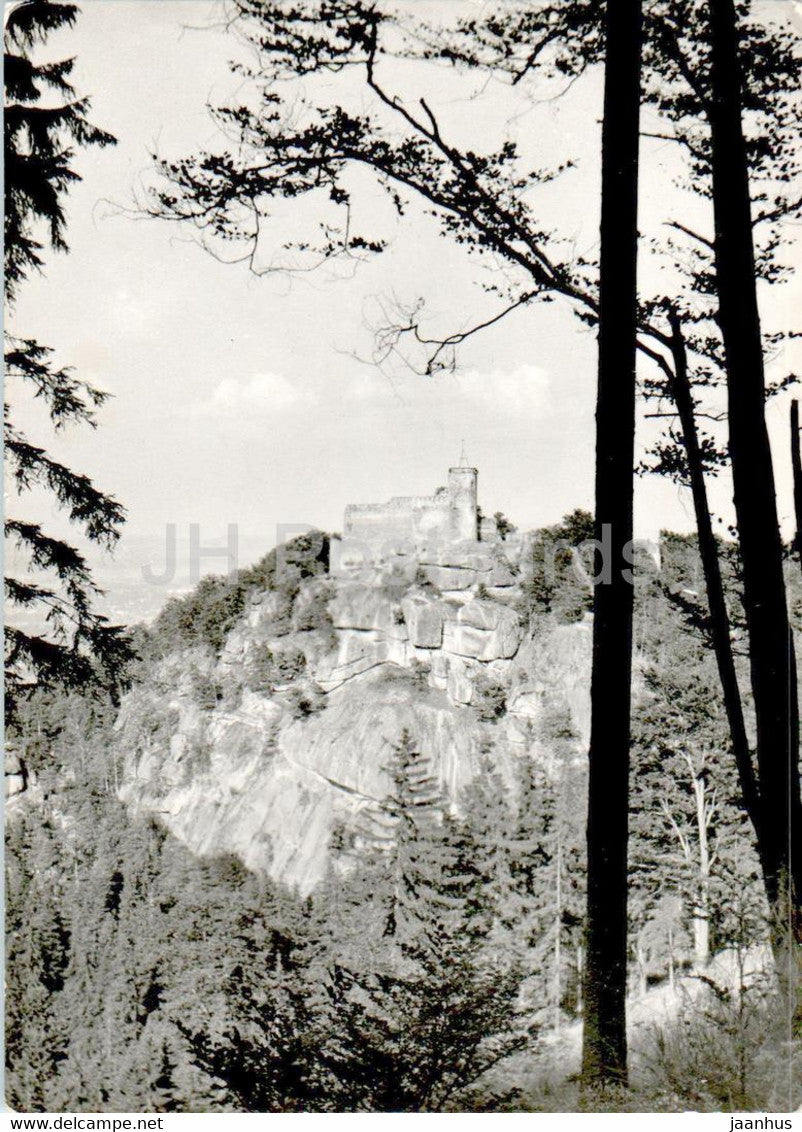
174, 908, 326, 1112
4, 0, 128, 725
5, 811, 72, 1111
317, 731, 526, 1112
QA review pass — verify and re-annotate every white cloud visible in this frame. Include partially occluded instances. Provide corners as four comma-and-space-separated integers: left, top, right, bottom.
439, 364, 552, 416
340, 370, 389, 403
337, 363, 551, 416
195, 371, 310, 417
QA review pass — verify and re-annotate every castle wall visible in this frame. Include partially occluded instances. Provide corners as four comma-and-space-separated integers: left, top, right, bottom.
343, 468, 479, 546
336, 467, 482, 577
344, 494, 452, 542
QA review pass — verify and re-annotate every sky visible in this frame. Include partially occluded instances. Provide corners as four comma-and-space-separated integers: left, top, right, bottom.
5, 0, 802, 622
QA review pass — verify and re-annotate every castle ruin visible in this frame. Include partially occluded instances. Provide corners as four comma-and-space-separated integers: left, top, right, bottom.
343, 465, 484, 545
332, 464, 503, 580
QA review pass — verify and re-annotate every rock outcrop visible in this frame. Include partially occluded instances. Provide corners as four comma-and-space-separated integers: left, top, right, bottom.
4, 748, 29, 801
115, 535, 591, 894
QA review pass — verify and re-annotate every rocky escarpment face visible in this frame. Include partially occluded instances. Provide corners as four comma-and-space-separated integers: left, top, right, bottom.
116, 539, 592, 893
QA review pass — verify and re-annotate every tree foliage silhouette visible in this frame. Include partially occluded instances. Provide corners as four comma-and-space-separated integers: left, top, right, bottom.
4, 0, 128, 724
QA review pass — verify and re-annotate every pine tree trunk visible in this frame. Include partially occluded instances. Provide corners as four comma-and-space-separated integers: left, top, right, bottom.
693, 893, 710, 970
706, 0, 802, 974
581, 0, 643, 1090
554, 836, 562, 1033
668, 312, 758, 823
693, 759, 711, 968
667, 928, 675, 992
791, 400, 802, 578
576, 944, 584, 1016
636, 941, 647, 998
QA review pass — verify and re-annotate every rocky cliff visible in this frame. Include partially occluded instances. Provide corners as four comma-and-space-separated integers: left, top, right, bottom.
116, 535, 592, 893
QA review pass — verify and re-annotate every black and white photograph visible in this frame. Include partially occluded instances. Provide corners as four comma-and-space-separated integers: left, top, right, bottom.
3, 0, 802, 1115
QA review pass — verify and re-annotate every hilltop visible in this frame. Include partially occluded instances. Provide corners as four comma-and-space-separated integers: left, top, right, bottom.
114, 526, 592, 892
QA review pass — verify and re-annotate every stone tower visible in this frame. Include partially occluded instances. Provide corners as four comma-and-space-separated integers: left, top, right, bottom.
448, 465, 479, 541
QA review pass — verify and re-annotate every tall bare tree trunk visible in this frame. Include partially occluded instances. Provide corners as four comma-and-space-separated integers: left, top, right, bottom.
554, 835, 562, 1033
706, 0, 802, 975
691, 757, 711, 968
667, 312, 759, 825
667, 927, 676, 992
791, 400, 802, 577
636, 941, 647, 998
582, 0, 643, 1090
576, 944, 584, 1017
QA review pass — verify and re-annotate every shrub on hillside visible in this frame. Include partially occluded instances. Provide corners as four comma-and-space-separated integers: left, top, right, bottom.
246, 644, 306, 693
637, 975, 800, 1111
408, 657, 430, 689
283, 682, 327, 720
414, 566, 437, 592
148, 532, 331, 658
473, 674, 507, 722
189, 669, 224, 710
494, 511, 517, 540
518, 510, 594, 625
293, 584, 336, 648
